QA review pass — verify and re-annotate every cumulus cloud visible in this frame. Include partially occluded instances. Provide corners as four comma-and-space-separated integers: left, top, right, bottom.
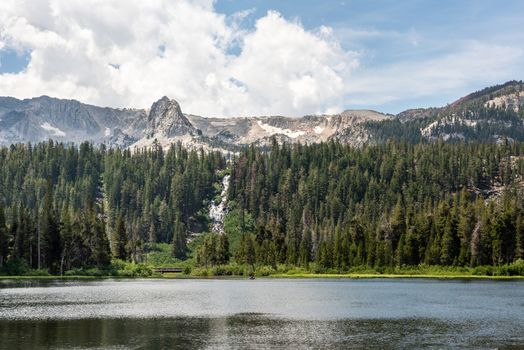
0, 0, 357, 117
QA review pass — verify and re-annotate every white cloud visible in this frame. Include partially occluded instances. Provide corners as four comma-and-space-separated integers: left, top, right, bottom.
0, 0, 357, 117
346, 41, 524, 107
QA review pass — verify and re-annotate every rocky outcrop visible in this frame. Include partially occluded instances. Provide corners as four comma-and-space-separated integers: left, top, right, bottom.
1, 80, 523, 150
146, 96, 196, 138
0, 96, 146, 147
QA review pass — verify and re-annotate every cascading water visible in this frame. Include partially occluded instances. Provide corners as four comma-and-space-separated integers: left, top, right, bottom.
209, 174, 230, 234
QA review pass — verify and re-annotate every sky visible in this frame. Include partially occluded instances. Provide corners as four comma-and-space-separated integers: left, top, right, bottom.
0, 0, 523, 117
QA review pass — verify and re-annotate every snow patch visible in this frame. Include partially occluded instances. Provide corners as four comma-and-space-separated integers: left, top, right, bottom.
314, 126, 324, 134
40, 122, 66, 137
105, 127, 111, 137
257, 120, 305, 138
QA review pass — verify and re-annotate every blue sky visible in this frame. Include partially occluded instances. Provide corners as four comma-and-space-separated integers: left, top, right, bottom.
0, 0, 523, 116
215, 0, 524, 112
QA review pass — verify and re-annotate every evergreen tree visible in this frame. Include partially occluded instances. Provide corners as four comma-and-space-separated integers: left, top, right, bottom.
42, 179, 61, 273
0, 203, 8, 268
440, 218, 459, 265
113, 215, 128, 260
238, 234, 255, 266
92, 211, 111, 266
516, 212, 524, 260
171, 213, 187, 259
217, 234, 230, 265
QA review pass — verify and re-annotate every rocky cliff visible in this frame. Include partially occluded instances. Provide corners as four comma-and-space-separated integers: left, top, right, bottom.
1, 80, 523, 150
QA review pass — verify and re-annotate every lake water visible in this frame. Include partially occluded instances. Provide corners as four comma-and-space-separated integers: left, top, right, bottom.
0, 278, 523, 349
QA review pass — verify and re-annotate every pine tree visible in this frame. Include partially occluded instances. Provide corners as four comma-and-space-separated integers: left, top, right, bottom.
299, 229, 312, 267
113, 215, 128, 260
42, 179, 61, 273
217, 234, 230, 264
0, 203, 8, 268
171, 213, 187, 259
516, 212, 524, 260
238, 234, 255, 266
390, 197, 406, 250
92, 211, 111, 266
440, 207, 459, 265
59, 206, 73, 274
457, 198, 474, 266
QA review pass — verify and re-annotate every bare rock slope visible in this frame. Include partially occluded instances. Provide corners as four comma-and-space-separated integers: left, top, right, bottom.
1, 80, 523, 150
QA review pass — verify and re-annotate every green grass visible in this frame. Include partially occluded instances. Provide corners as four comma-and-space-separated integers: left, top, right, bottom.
146, 243, 183, 267
269, 273, 524, 280
3, 254, 524, 281
0, 275, 106, 280
0, 259, 155, 279
2, 272, 523, 280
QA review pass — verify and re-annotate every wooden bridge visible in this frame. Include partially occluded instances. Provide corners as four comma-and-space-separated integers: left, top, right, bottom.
153, 267, 184, 274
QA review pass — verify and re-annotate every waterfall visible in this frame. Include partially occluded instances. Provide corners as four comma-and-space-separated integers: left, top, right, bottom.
209, 174, 230, 234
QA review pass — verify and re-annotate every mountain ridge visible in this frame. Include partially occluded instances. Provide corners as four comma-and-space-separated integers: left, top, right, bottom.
1, 80, 523, 150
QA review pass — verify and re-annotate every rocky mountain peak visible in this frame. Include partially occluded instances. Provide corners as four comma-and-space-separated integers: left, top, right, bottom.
1, 81, 523, 151
146, 96, 195, 138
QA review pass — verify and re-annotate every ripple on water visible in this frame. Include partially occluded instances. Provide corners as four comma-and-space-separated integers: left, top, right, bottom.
0, 278, 523, 349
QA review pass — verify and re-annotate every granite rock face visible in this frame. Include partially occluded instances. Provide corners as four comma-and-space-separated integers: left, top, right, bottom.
0, 96, 146, 147
146, 96, 196, 138
1, 81, 523, 150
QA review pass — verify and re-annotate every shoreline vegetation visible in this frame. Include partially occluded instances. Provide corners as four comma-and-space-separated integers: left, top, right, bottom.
1, 274, 523, 281
2, 259, 524, 281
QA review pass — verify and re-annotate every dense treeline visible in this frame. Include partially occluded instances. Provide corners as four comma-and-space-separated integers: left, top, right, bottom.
227, 139, 524, 270
365, 106, 524, 143
0, 141, 225, 274
2, 138, 524, 276
364, 119, 426, 143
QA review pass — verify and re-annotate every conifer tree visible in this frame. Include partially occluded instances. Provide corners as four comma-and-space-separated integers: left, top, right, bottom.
113, 215, 128, 260
440, 205, 459, 265
217, 234, 230, 265
516, 212, 524, 260
171, 213, 187, 259
0, 203, 8, 268
42, 179, 61, 273
92, 211, 111, 266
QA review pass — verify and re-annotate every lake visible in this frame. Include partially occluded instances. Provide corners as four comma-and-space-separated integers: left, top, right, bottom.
1, 278, 523, 349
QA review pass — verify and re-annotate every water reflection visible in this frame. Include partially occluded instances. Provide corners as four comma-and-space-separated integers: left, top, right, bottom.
2, 314, 521, 349
1, 279, 523, 349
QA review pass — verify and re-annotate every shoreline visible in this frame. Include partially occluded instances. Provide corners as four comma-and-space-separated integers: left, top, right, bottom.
268, 273, 524, 280
1, 273, 524, 281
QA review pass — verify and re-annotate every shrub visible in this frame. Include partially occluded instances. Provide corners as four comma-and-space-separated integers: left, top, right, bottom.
24, 269, 51, 276
191, 267, 210, 277
256, 265, 276, 276
1, 259, 30, 276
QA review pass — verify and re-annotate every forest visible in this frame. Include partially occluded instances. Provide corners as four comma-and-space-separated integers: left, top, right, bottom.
227, 139, 524, 272
1, 139, 524, 276
0, 141, 225, 275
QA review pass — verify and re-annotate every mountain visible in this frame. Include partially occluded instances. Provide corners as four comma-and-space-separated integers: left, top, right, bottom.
188, 109, 389, 149
132, 96, 200, 149
0, 95, 392, 150
0, 95, 146, 147
372, 80, 524, 144
1, 81, 523, 150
